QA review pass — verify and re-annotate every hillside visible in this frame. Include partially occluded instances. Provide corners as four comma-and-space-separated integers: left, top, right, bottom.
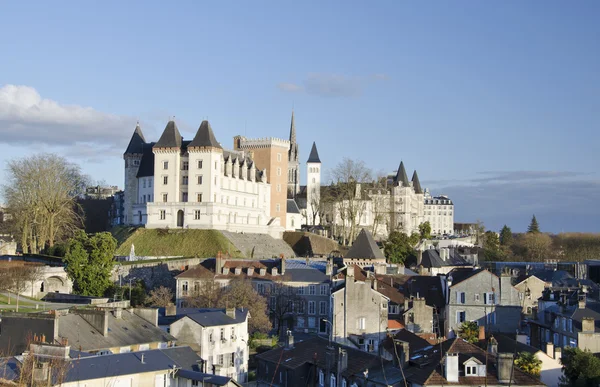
113, 227, 243, 258
283, 231, 347, 257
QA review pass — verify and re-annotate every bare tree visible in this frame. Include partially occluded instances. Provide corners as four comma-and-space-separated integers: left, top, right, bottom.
265, 279, 303, 337
2, 154, 87, 254
329, 158, 373, 244
0, 264, 43, 311
146, 286, 175, 307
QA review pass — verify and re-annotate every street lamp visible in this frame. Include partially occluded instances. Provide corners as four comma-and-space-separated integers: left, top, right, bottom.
322, 319, 333, 348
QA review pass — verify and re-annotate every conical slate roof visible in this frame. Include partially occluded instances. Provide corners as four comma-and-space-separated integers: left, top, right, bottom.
307, 142, 321, 163
124, 122, 146, 154
345, 229, 385, 260
188, 120, 222, 149
411, 170, 423, 194
394, 161, 410, 187
289, 110, 296, 144
154, 120, 182, 149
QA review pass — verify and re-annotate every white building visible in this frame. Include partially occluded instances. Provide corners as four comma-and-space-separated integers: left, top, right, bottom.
423, 190, 455, 236
160, 307, 250, 382
123, 120, 283, 238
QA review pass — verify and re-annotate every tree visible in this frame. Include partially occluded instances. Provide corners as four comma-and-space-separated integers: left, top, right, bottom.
0, 265, 42, 311
418, 221, 432, 240
559, 347, 600, 386
265, 279, 303, 337
474, 220, 485, 246
2, 153, 89, 254
63, 231, 117, 296
500, 225, 513, 246
329, 158, 373, 244
482, 231, 503, 261
147, 286, 175, 307
517, 232, 552, 262
384, 231, 419, 264
458, 321, 479, 344
528, 215, 540, 233
514, 351, 542, 377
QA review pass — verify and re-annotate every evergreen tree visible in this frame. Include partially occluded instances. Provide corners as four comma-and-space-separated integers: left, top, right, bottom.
500, 225, 513, 246
514, 351, 542, 377
527, 215, 540, 233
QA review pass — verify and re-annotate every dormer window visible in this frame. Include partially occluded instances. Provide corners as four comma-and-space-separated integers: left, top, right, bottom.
465, 366, 477, 375
463, 357, 485, 377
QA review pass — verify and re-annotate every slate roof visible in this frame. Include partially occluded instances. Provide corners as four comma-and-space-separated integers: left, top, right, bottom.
394, 161, 410, 187
159, 308, 249, 328
345, 229, 385, 260
415, 249, 471, 269
307, 142, 321, 163
178, 369, 239, 385
351, 267, 406, 305
402, 275, 447, 310
381, 329, 432, 355
448, 268, 487, 287
404, 338, 544, 386
484, 333, 539, 355
124, 123, 147, 154
188, 120, 222, 149
287, 199, 301, 214
57, 310, 175, 352
411, 170, 423, 194
154, 120, 183, 149
136, 142, 156, 178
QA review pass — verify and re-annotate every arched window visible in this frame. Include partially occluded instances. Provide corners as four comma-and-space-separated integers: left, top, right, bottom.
330, 373, 336, 387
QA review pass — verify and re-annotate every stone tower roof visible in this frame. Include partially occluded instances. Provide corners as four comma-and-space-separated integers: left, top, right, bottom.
307, 142, 321, 163
412, 170, 423, 194
394, 161, 410, 187
345, 229, 385, 259
124, 122, 146, 154
154, 120, 182, 149
188, 120, 222, 149
289, 110, 296, 144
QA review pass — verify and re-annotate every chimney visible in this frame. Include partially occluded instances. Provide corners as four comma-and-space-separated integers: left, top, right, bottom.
337, 348, 348, 374
165, 304, 176, 317
281, 257, 286, 275
247, 267, 255, 276
141, 354, 145, 364
478, 325, 485, 341
113, 308, 123, 319
497, 353, 514, 383
579, 296, 586, 309
226, 308, 236, 320
500, 270, 513, 305
326, 258, 333, 276
394, 340, 410, 367
546, 342, 554, 358
216, 254, 223, 276
285, 330, 294, 349
444, 353, 459, 382
554, 347, 562, 361
582, 317, 595, 332
372, 278, 377, 291
488, 336, 498, 355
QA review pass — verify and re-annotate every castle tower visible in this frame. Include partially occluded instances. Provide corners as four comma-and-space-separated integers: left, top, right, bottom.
123, 122, 146, 225
306, 142, 321, 226
152, 120, 183, 213
412, 170, 425, 227
287, 111, 300, 197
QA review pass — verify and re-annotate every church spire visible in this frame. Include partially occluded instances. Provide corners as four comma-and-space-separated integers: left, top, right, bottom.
412, 170, 423, 194
307, 142, 321, 163
289, 110, 296, 144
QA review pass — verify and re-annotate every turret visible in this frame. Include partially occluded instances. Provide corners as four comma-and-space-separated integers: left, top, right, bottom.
123, 122, 146, 224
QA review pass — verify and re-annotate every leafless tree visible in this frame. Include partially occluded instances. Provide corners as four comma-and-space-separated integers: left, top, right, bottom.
265, 278, 303, 337
146, 286, 175, 307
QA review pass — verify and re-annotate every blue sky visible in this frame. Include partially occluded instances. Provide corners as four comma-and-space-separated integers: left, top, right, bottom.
0, 1, 598, 233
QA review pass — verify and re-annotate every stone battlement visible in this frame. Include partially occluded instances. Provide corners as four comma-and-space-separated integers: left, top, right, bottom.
236, 136, 290, 149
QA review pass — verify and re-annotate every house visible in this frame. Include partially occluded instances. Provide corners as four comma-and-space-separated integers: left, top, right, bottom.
445, 268, 522, 336
175, 256, 333, 334
1, 342, 242, 387
0, 307, 175, 356
158, 307, 250, 382
514, 274, 550, 317
331, 265, 389, 353
403, 337, 546, 387
407, 247, 474, 276
256, 334, 404, 387
380, 329, 432, 363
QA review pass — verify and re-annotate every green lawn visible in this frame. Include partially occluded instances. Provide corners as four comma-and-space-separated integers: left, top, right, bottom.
0, 294, 39, 306
112, 227, 244, 258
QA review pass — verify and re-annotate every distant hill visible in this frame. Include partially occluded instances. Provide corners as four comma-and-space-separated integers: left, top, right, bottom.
113, 227, 243, 258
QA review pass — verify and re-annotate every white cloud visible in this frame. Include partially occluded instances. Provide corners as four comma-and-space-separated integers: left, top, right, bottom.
278, 73, 389, 98
277, 83, 304, 93
0, 84, 136, 154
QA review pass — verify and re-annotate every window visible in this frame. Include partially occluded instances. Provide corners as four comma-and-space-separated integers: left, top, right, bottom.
308, 317, 316, 328
456, 291, 466, 304
568, 319, 573, 333
198, 160, 203, 169
320, 284, 328, 295
182, 192, 188, 202
163, 176, 168, 185
277, 153, 282, 162
475, 294, 480, 302
487, 312, 496, 325
308, 301, 316, 315
484, 292, 495, 305
276, 203, 281, 212
277, 167, 281, 176
309, 285, 316, 295
465, 366, 477, 376
143, 179, 146, 188
182, 161, 189, 170
554, 317, 560, 329
182, 281, 188, 296
163, 161, 168, 170
160, 210, 166, 220
342, 379, 347, 387
319, 301, 327, 315
298, 301, 305, 314
457, 311, 466, 323
562, 317, 567, 331
220, 328, 225, 341
297, 286, 305, 295
553, 333, 560, 346
330, 374, 336, 387
230, 353, 235, 367
149, 179, 152, 187
297, 317, 305, 328
276, 184, 281, 192
198, 175, 203, 185
218, 354, 224, 365
162, 194, 168, 202
319, 370, 324, 386
194, 210, 201, 220
197, 194, 203, 202
358, 317, 366, 330
388, 304, 400, 314
183, 176, 188, 185
133, 160, 140, 166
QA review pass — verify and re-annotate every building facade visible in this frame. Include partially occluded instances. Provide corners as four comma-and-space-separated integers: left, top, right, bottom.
423, 191, 455, 236
123, 120, 283, 237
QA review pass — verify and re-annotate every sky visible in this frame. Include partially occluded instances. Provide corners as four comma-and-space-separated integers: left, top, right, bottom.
0, 1, 598, 233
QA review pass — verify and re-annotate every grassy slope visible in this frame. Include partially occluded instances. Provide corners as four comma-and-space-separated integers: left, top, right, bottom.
112, 227, 244, 258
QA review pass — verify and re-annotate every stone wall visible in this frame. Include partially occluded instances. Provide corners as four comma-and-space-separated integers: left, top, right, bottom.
112, 257, 205, 290
222, 231, 296, 259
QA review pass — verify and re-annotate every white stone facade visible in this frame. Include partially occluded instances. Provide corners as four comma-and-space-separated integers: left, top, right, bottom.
423, 190, 454, 235
123, 121, 284, 238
